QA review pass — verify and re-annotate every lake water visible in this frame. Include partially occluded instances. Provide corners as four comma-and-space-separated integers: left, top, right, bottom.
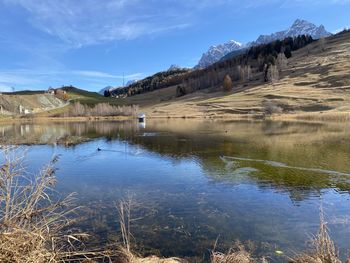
1, 119, 350, 261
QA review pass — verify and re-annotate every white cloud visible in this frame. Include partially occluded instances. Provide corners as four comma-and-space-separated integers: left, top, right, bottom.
72, 70, 143, 79
3, 0, 348, 48
0, 69, 143, 90
3, 0, 192, 47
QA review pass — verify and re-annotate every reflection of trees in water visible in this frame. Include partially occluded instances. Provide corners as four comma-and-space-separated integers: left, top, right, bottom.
261, 121, 323, 135
0, 121, 140, 145
2, 120, 350, 201
117, 121, 350, 203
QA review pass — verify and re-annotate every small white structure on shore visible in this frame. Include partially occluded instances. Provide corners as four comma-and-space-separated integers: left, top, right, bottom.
138, 113, 146, 123
19, 105, 31, 115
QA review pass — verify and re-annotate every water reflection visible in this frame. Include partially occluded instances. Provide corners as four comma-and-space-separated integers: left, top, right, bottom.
1, 119, 350, 260
2, 120, 350, 200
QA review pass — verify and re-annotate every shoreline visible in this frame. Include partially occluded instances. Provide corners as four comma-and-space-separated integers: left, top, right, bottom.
1, 111, 350, 124
0, 115, 135, 123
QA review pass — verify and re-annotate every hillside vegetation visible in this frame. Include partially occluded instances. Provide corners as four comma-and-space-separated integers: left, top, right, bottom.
0, 87, 134, 118
117, 30, 350, 120
1, 30, 350, 121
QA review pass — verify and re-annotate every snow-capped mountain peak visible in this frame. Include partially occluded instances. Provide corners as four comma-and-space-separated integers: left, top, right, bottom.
195, 40, 243, 69
168, 64, 181, 71
195, 19, 331, 69
252, 19, 331, 46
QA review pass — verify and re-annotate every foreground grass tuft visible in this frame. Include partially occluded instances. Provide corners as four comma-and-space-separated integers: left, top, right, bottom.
211, 241, 268, 263
0, 146, 86, 262
291, 212, 348, 263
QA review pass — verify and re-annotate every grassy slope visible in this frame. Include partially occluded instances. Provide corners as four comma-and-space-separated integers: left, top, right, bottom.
2, 31, 350, 120
63, 87, 119, 106
0, 88, 131, 117
120, 31, 350, 120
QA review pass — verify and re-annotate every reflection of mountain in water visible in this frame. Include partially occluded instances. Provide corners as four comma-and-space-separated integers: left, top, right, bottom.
2, 119, 350, 201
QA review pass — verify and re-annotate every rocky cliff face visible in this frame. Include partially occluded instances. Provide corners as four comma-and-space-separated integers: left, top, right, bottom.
195, 19, 331, 69
195, 40, 243, 69
251, 19, 331, 46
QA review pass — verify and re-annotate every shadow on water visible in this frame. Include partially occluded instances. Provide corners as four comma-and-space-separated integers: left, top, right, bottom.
1, 119, 350, 260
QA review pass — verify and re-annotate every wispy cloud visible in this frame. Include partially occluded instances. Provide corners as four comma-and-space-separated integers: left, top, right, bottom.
2, 0, 349, 48
0, 0, 349, 91
3, 0, 193, 47
72, 70, 143, 79
0, 69, 143, 91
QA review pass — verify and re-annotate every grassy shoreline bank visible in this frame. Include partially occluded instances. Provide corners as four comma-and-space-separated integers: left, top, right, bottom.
0, 115, 134, 123
2, 110, 350, 124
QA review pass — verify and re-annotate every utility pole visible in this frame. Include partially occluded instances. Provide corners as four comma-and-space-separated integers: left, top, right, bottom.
123, 72, 125, 87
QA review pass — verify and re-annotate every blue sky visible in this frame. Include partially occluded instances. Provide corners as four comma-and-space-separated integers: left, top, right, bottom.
0, 0, 349, 92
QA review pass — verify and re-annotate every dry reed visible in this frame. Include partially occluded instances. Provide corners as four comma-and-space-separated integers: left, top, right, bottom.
211, 241, 268, 263
0, 146, 116, 262
66, 102, 139, 117
0, 146, 83, 262
291, 211, 349, 263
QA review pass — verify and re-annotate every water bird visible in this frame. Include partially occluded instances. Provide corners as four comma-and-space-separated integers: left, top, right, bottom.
97, 147, 102, 151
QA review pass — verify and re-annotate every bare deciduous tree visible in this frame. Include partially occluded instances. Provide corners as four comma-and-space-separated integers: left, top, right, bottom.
223, 75, 233, 92
68, 102, 139, 117
265, 64, 279, 83
239, 65, 252, 82
319, 37, 326, 52
276, 53, 288, 70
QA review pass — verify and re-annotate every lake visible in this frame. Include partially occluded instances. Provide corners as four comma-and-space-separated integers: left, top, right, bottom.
1, 119, 350, 261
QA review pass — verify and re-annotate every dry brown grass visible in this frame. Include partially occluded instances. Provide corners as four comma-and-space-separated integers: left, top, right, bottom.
291, 212, 349, 263
117, 197, 134, 255
211, 241, 268, 263
294, 112, 350, 122
122, 31, 350, 120
0, 146, 110, 263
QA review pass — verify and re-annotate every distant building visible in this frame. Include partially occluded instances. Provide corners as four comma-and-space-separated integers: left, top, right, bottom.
138, 113, 146, 123
53, 89, 68, 100
48, 88, 55, 95
19, 105, 31, 115
54, 89, 67, 95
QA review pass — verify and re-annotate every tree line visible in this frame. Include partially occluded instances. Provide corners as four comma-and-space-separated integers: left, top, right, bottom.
105, 34, 316, 98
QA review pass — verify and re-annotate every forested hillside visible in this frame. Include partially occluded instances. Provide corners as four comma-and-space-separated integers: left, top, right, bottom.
107, 34, 315, 99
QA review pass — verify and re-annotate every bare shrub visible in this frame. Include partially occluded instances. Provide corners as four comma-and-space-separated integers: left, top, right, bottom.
276, 53, 288, 70
211, 241, 267, 263
223, 75, 233, 92
71, 101, 86, 116
319, 37, 326, 52
262, 100, 283, 115
266, 65, 279, 83
69, 102, 139, 117
238, 65, 252, 82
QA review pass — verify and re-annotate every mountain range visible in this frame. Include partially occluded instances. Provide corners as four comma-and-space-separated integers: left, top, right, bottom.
195, 40, 243, 69
196, 19, 331, 69
98, 80, 138, 95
